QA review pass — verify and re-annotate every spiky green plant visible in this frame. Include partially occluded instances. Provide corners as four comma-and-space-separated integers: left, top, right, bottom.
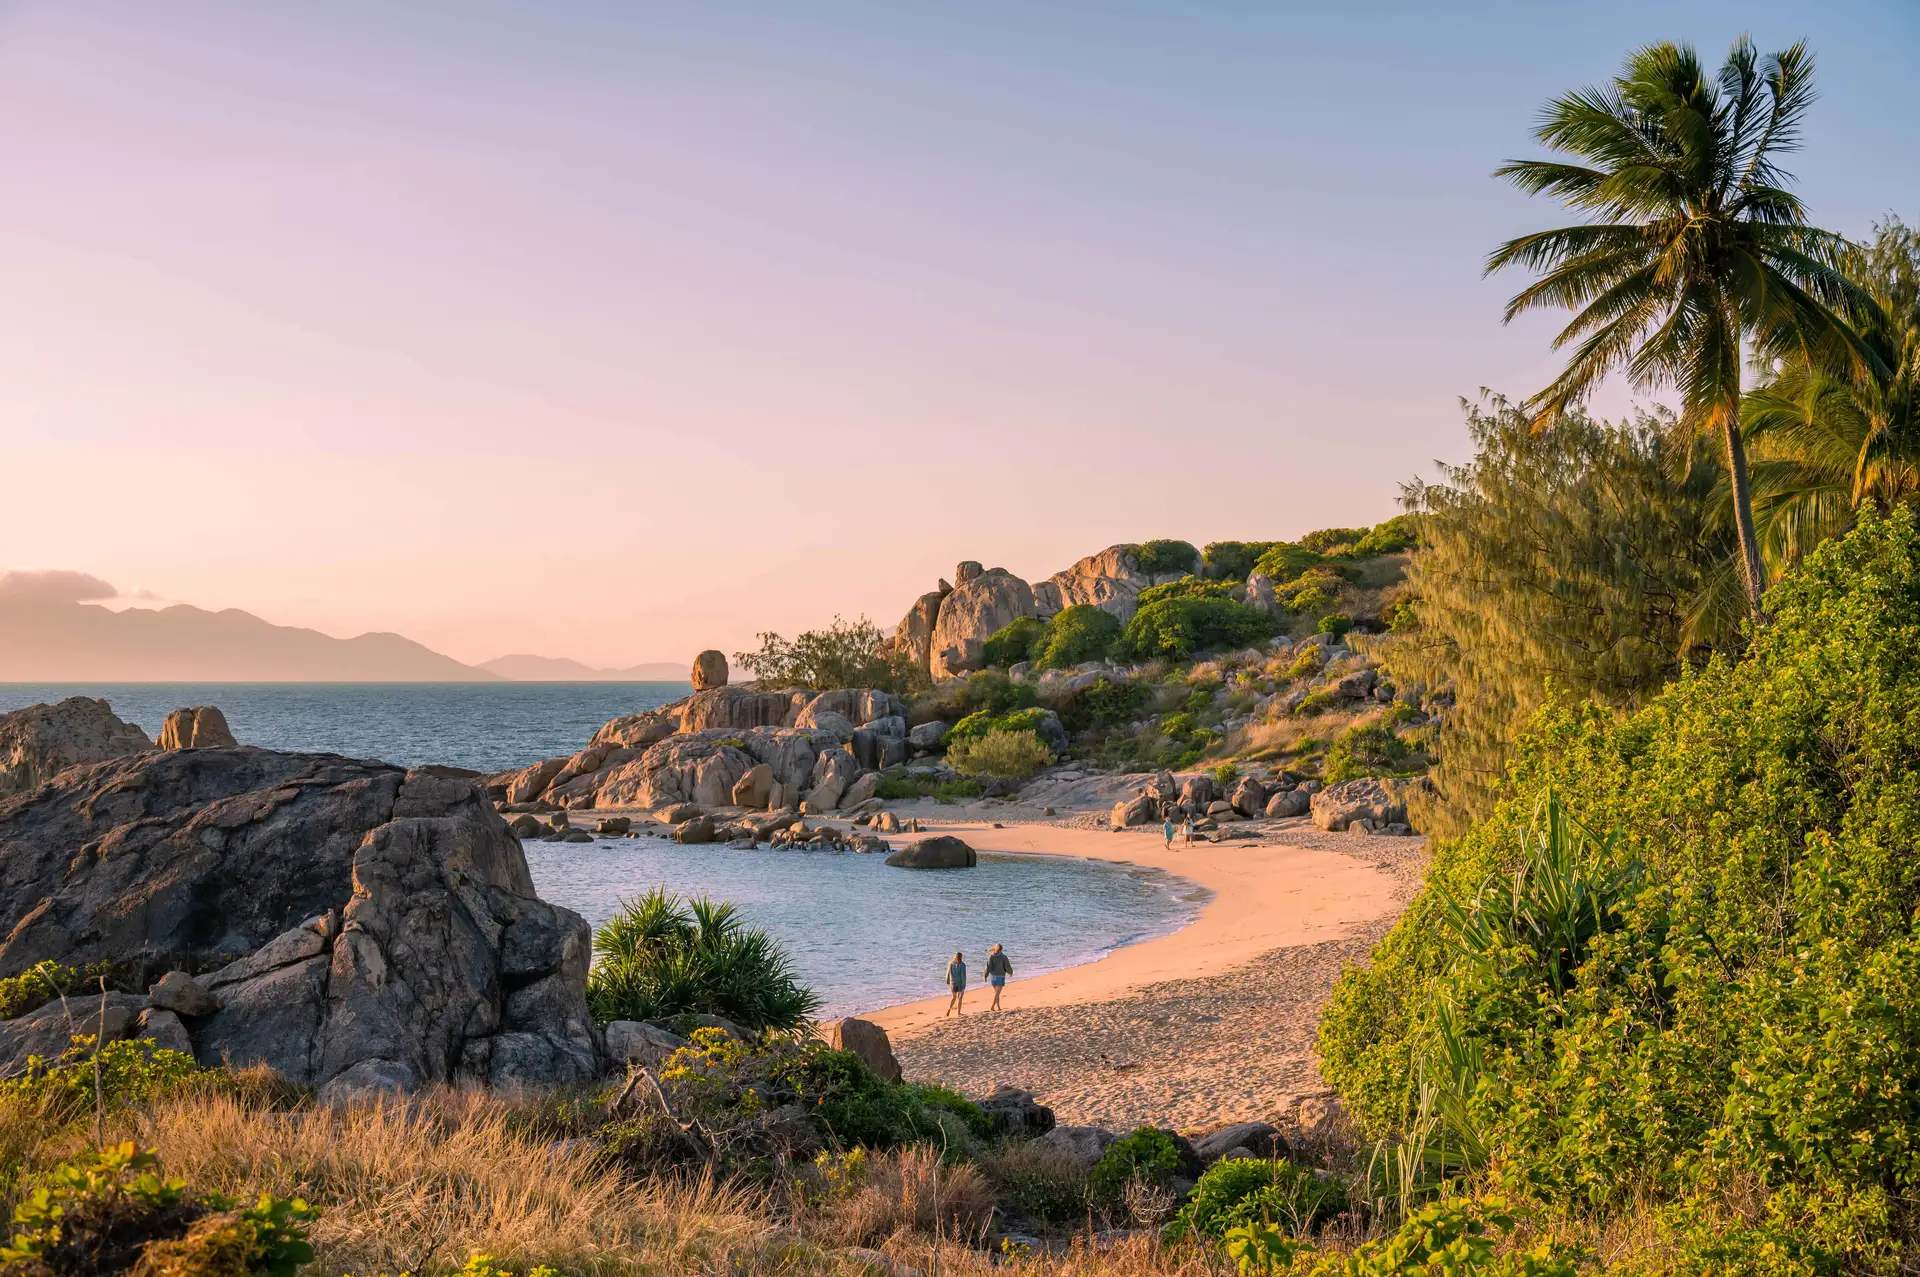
587, 891, 820, 1033
1488, 36, 1869, 624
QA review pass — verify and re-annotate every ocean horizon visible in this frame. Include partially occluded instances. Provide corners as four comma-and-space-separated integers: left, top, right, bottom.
0, 681, 690, 774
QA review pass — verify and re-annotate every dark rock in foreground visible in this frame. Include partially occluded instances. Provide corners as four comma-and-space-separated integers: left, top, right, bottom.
883, 835, 977, 869
0, 749, 601, 1099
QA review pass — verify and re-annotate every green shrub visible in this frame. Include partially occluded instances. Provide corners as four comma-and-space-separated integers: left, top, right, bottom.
1169, 1158, 1347, 1241
1286, 647, 1326, 680
1087, 1127, 1184, 1202
1323, 724, 1413, 784
0, 963, 118, 1023
1128, 540, 1201, 576
1317, 613, 1353, 638
1294, 692, 1339, 716
1381, 598, 1419, 632
1310, 1198, 1581, 1276
0, 1142, 316, 1276
1250, 543, 1322, 582
659, 1029, 971, 1155
586, 890, 820, 1031
1353, 514, 1420, 557
1, 1038, 204, 1120
1273, 567, 1349, 611
946, 705, 1052, 747
1299, 527, 1370, 557
1122, 597, 1276, 661
1317, 507, 1920, 1253
947, 729, 1053, 779
982, 616, 1049, 668
1031, 605, 1123, 668
1136, 576, 1239, 608
1203, 541, 1289, 581
1053, 677, 1150, 733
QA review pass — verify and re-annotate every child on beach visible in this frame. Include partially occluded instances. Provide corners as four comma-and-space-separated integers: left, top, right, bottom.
985, 943, 1012, 1010
1180, 817, 1194, 845
945, 951, 967, 1016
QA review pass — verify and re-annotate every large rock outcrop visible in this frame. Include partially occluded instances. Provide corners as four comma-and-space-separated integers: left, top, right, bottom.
1031, 545, 1167, 619
518, 686, 909, 813
0, 698, 154, 798
1310, 777, 1408, 832
0, 753, 601, 1097
929, 567, 1040, 681
156, 706, 238, 750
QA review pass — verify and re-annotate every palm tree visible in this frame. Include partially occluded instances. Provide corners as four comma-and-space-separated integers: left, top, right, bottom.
1487, 37, 1867, 624
1742, 218, 1920, 569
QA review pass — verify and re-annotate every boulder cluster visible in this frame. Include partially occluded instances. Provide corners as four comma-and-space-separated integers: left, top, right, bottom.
1111, 767, 1413, 838
0, 738, 599, 1098
884, 547, 1191, 682
484, 659, 929, 821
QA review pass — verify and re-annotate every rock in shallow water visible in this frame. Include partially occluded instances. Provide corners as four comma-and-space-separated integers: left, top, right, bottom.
883, 835, 976, 869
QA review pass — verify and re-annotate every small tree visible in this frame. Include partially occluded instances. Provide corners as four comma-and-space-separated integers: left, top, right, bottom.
734, 615, 921, 693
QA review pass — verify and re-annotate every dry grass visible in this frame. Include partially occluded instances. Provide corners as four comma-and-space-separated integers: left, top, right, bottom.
111, 1089, 803, 1276
818, 1146, 994, 1248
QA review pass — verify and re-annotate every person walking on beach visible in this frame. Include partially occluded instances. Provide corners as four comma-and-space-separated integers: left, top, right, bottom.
1163, 814, 1176, 849
945, 951, 967, 1016
1180, 816, 1195, 846
985, 943, 1013, 1011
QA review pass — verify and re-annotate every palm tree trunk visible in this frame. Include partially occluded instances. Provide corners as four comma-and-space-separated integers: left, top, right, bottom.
1722, 396, 1769, 625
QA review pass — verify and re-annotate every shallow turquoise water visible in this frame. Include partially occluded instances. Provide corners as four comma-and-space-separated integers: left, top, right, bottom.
526, 837, 1209, 1018
0, 682, 1205, 1015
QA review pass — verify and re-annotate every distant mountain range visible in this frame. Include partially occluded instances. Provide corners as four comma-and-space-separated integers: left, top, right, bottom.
476, 655, 690, 682
0, 600, 685, 683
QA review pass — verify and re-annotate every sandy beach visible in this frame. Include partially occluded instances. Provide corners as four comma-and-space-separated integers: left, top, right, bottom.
860, 811, 1424, 1130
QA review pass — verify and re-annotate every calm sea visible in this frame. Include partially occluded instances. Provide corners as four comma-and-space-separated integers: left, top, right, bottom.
0, 682, 688, 773
0, 681, 1203, 1012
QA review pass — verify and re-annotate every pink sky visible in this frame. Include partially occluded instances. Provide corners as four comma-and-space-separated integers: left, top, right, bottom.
4, 3, 1915, 667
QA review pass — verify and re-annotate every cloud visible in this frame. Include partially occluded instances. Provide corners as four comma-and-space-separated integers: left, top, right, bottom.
0, 570, 119, 602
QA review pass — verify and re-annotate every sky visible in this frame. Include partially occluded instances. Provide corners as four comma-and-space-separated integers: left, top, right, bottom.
2, 1, 1917, 668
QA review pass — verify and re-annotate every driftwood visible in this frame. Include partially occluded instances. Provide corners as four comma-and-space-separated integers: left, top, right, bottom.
609, 1065, 712, 1162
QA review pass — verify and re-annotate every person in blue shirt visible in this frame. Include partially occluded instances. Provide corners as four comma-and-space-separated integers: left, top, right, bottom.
945, 951, 967, 1016
985, 943, 1013, 1010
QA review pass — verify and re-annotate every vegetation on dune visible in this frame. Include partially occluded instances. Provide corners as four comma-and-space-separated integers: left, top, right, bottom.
585, 890, 820, 1032
1320, 507, 1920, 1269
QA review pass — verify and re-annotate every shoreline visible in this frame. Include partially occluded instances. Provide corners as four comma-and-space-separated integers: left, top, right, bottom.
855, 816, 1408, 1042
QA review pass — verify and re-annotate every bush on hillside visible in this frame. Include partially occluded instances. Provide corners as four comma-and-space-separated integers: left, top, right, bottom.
1135, 576, 1239, 608
1322, 723, 1415, 784
1317, 507, 1920, 1265
1252, 542, 1324, 582
1052, 676, 1151, 734
944, 705, 1052, 747
587, 891, 820, 1032
659, 1029, 990, 1157
1127, 540, 1201, 576
1272, 566, 1348, 611
909, 670, 1037, 728
1121, 596, 1276, 661
1086, 1127, 1185, 1204
981, 616, 1049, 668
1299, 527, 1371, 556
1317, 612, 1353, 638
734, 616, 921, 694
947, 728, 1053, 779
1031, 604, 1123, 668
1202, 541, 1288, 580
1353, 513, 1420, 556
